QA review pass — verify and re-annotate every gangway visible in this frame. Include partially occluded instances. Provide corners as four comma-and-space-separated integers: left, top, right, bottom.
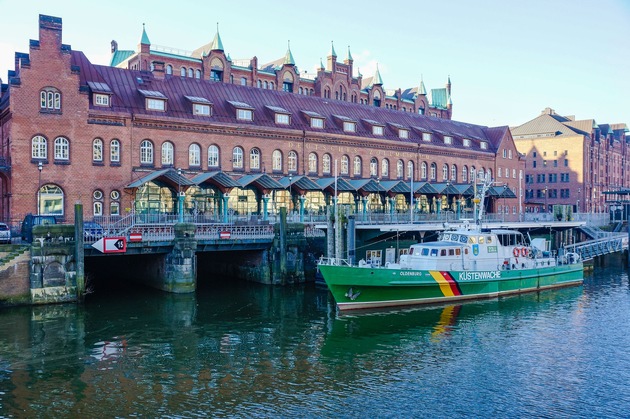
563, 233, 628, 261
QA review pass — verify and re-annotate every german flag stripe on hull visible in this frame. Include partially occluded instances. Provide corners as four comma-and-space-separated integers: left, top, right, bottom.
429, 271, 463, 297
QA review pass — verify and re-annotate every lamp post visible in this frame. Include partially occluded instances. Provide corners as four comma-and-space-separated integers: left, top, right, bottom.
177, 168, 184, 223
544, 186, 548, 214
37, 162, 43, 215
503, 184, 508, 222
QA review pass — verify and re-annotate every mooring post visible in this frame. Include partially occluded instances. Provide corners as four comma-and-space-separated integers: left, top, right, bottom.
279, 207, 287, 276
347, 215, 356, 266
74, 203, 85, 303
327, 205, 334, 260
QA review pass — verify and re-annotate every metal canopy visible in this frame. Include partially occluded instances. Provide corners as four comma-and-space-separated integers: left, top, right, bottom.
190, 171, 241, 188
316, 177, 356, 192
237, 173, 285, 190
125, 168, 195, 189
278, 176, 322, 191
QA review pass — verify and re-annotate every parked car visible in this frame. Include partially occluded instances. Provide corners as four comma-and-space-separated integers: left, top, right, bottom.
21, 214, 57, 243
0, 222, 11, 244
83, 222, 104, 241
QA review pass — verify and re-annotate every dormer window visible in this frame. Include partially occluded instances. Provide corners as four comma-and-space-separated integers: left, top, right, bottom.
94, 94, 110, 106
302, 110, 325, 129
373, 126, 384, 136
276, 114, 290, 124
364, 119, 384, 136
422, 132, 431, 142
344, 121, 356, 132
228, 100, 255, 121
185, 96, 213, 116
311, 118, 324, 128
399, 129, 409, 139
138, 89, 167, 112
444, 136, 452, 144
266, 106, 291, 125
463, 139, 471, 147
88, 82, 113, 108
480, 141, 488, 150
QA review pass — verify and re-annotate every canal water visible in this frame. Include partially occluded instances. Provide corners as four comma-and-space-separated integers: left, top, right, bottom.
1, 264, 629, 418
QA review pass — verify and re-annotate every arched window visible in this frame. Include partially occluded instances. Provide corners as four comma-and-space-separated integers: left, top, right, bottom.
272, 150, 282, 171
396, 160, 404, 179
430, 163, 437, 181
189, 143, 201, 166
195, 69, 201, 79
232, 147, 244, 169
39, 184, 64, 216
478, 168, 485, 180
341, 155, 349, 175
208, 145, 219, 167
162, 142, 174, 166
308, 153, 318, 174
442, 164, 449, 181
110, 139, 120, 163
32, 135, 47, 159
370, 157, 378, 177
166, 65, 173, 75
288, 151, 298, 172
407, 161, 414, 180
93, 138, 103, 162
188, 68, 193, 78
93, 189, 103, 216
451, 164, 457, 182
54, 137, 69, 161
269, 82, 274, 90
39, 87, 61, 111
462, 165, 468, 183
323, 154, 332, 174
353, 156, 362, 176
488, 168, 493, 180
381, 159, 389, 178
263, 81, 268, 89
470, 166, 476, 182
240, 77, 247, 86
421, 162, 427, 179
250, 148, 260, 170
140, 140, 154, 164
257, 80, 262, 88
180, 67, 186, 77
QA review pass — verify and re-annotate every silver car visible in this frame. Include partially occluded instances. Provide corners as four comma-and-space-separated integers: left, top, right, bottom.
0, 223, 11, 244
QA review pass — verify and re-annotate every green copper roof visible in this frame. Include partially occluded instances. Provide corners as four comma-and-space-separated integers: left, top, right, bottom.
418, 77, 426, 95
347, 45, 353, 61
284, 41, 295, 65
431, 88, 448, 109
110, 49, 134, 67
140, 24, 150, 45
329, 41, 337, 57
373, 64, 383, 85
210, 23, 224, 51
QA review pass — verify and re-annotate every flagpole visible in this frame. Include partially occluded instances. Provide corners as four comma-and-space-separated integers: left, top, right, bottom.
410, 169, 414, 223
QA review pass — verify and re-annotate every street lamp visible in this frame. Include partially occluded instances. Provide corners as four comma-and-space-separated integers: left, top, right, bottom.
288, 175, 293, 215
503, 184, 508, 222
544, 186, 548, 213
37, 162, 43, 215
177, 168, 184, 223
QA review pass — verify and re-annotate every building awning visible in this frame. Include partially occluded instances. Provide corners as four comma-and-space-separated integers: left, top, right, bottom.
316, 177, 356, 192
190, 171, 241, 189
278, 176, 321, 191
488, 186, 517, 198
349, 178, 386, 193
237, 173, 285, 190
125, 168, 194, 189
379, 180, 411, 194
432, 182, 460, 195
413, 181, 438, 194
453, 184, 475, 196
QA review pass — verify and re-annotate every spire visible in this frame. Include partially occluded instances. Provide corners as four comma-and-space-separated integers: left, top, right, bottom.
210, 22, 224, 51
329, 41, 337, 58
346, 45, 353, 61
418, 75, 427, 96
140, 23, 150, 45
373, 63, 383, 85
320, 57, 324, 69
284, 40, 295, 66
357, 67, 362, 77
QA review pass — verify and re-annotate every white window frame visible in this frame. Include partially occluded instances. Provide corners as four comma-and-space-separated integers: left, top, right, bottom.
54, 137, 69, 161
275, 113, 290, 124
444, 136, 452, 144
399, 129, 409, 139
480, 141, 488, 150
110, 139, 120, 163
237, 108, 253, 121
250, 148, 261, 170
140, 140, 154, 164
272, 150, 282, 171
93, 138, 103, 162
372, 125, 384, 136
94, 94, 110, 107
147, 98, 166, 111
162, 142, 174, 165
208, 145, 220, 168
463, 139, 471, 147
189, 144, 201, 166
311, 118, 324, 129
343, 121, 356, 132
193, 103, 211, 116
232, 147, 244, 169
422, 132, 431, 142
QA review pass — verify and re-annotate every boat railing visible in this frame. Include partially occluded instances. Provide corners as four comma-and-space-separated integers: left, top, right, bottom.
318, 256, 351, 266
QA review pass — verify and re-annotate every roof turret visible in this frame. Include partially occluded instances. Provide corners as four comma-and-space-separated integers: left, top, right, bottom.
140, 23, 150, 45
373, 63, 383, 85
210, 23, 224, 51
329, 40, 337, 58
284, 40, 295, 65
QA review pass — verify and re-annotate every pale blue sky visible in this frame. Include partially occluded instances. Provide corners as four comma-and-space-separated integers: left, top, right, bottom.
1, 0, 628, 128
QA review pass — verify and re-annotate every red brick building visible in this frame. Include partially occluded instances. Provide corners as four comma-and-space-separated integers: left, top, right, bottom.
0, 15, 524, 226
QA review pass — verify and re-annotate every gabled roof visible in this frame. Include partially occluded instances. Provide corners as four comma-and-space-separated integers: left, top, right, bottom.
191, 171, 241, 189
316, 177, 355, 192
237, 173, 284, 190
511, 113, 588, 139
184, 95, 212, 104
138, 89, 167, 99
349, 179, 386, 193
125, 168, 195, 189
379, 180, 410, 194
278, 176, 321, 191
110, 49, 134, 67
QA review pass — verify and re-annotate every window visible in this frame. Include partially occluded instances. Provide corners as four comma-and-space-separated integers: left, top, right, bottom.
370, 158, 378, 177
533, 161, 537, 168
272, 150, 282, 171
288, 151, 298, 172
211, 69, 223, 82
54, 137, 69, 161
353, 156, 362, 176
509, 150, 513, 159
140, 140, 154, 164
208, 145, 219, 168
237, 109, 253, 120
40, 87, 61, 112
311, 118, 324, 129
341, 155, 349, 175
373, 126, 384, 136
442, 164, 448, 181
32, 135, 47, 159
39, 184, 64, 216
397, 160, 404, 179
240, 77, 247, 86
323, 154, 331, 174
308, 153, 318, 174
195, 69, 201, 79
381, 159, 389, 178
188, 68, 193, 78
189, 144, 201, 166
470, 166, 476, 181
407, 161, 414, 180
399, 129, 409, 139
451, 165, 457, 182
561, 173, 570, 182
421, 162, 427, 179
422, 132, 431, 142
444, 136, 452, 145
94, 94, 110, 107
147, 99, 166, 111
110, 201, 120, 216
478, 168, 485, 180
110, 140, 120, 163
193, 103, 211, 116
343, 121, 356, 132
463, 139, 471, 147
232, 147, 244, 169
498, 168, 502, 178
93, 138, 103, 162
462, 165, 468, 183
480, 141, 488, 150
166, 65, 173, 75
162, 142, 174, 166
554, 160, 558, 167
250, 148, 260, 170
181, 67, 186, 77
275, 113, 290, 124
282, 81, 293, 92
564, 159, 568, 167
93, 201, 103, 216
503, 149, 507, 158
513, 169, 516, 179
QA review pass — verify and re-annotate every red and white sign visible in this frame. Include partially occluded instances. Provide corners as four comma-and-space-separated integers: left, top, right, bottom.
219, 231, 231, 239
129, 232, 143, 242
92, 237, 127, 254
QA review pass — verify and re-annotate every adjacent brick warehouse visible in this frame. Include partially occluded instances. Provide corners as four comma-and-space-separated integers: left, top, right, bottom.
0, 14, 528, 225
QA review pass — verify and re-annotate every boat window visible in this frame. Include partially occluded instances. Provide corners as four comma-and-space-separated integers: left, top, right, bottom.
469, 236, 477, 244
422, 248, 430, 256
464, 248, 469, 254
409, 247, 414, 255
456, 248, 461, 256
431, 249, 438, 257
448, 249, 455, 256
440, 249, 447, 256
479, 236, 485, 244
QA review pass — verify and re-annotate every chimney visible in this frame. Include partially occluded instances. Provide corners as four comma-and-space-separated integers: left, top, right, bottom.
38, 15, 62, 49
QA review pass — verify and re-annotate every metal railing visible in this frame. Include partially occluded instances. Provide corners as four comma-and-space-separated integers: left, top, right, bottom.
563, 233, 627, 261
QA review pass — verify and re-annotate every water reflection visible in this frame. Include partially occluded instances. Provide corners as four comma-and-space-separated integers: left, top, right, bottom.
0, 270, 628, 417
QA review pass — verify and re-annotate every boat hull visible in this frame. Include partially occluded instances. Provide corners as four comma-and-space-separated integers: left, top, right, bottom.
318, 263, 584, 311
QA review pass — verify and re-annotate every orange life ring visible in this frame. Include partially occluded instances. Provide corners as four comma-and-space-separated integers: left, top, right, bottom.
522, 248, 529, 257
513, 247, 519, 257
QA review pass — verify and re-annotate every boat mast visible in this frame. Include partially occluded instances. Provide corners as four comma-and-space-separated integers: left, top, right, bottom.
475, 174, 492, 227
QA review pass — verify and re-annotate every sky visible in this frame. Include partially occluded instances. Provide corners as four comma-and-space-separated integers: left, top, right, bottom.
1, 0, 628, 128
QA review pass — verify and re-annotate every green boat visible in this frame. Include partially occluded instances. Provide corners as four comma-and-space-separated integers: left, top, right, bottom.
319, 180, 584, 312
